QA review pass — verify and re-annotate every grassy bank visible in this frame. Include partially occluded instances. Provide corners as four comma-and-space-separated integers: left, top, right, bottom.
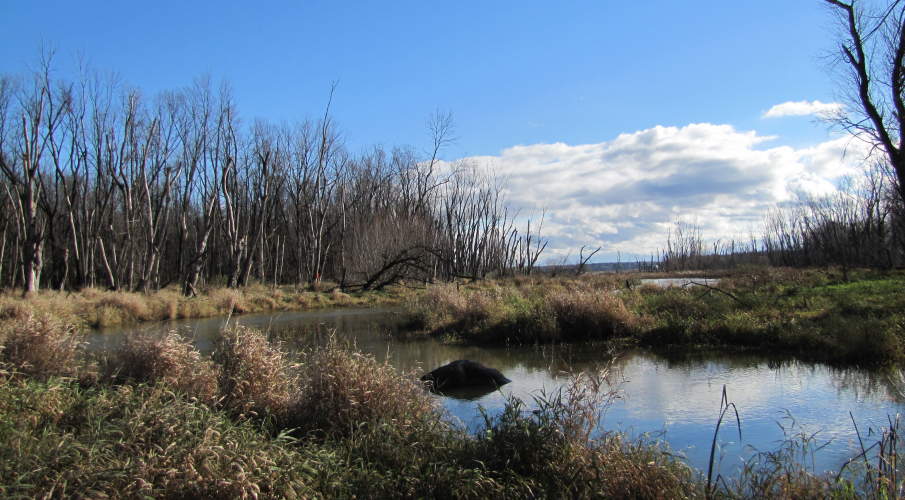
3, 313, 890, 498
405, 267, 905, 367
0, 282, 408, 329
0, 316, 700, 498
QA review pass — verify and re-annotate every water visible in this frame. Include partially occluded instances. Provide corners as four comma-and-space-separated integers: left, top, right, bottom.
639, 277, 720, 288
94, 307, 905, 477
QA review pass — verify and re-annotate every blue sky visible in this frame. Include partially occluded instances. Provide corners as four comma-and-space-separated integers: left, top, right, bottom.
0, 1, 862, 260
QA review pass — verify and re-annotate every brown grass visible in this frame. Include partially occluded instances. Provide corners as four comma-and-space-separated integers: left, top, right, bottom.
408, 280, 641, 343
3, 310, 890, 498
293, 337, 440, 437
213, 325, 297, 419
0, 378, 323, 499
209, 287, 248, 314
0, 283, 410, 332
544, 289, 638, 340
104, 330, 219, 404
0, 314, 84, 378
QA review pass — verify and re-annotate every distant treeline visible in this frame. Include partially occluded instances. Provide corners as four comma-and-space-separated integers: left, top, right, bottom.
0, 57, 545, 295
658, 164, 905, 271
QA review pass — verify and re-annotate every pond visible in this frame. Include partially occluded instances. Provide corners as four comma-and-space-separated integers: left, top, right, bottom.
638, 277, 720, 288
93, 307, 905, 478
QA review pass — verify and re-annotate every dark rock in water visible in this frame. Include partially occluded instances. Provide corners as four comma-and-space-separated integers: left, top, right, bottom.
435, 384, 500, 401
420, 360, 511, 392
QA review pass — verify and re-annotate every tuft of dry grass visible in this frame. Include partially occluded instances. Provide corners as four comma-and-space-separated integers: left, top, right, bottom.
544, 289, 638, 341
0, 301, 29, 321
310, 280, 338, 293
213, 326, 296, 419
329, 288, 351, 305
407, 283, 502, 336
293, 337, 440, 438
96, 292, 153, 321
0, 314, 84, 378
104, 330, 219, 404
209, 288, 248, 315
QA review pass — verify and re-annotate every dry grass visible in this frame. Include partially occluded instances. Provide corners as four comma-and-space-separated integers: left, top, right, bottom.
408, 280, 639, 343
104, 330, 219, 404
213, 325, 297, 419
311, 280, 339, 293
0, 377, 323, 499
293, 337, 440, 437
209, 287, 248, 314
406, 269, 905, 367
0, 314, 84, 378
0, 283, 409, 331
2, 310, 900, 498
544, 289, 638, 340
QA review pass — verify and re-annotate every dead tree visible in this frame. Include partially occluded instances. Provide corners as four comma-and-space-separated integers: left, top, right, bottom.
824, 0, 905, 203
0, 57, 71, 295
575, 245, 601, 275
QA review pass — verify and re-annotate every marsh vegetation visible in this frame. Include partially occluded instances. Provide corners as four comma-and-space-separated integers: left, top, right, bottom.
406, 267, 905, 368
3, 313, 903, 498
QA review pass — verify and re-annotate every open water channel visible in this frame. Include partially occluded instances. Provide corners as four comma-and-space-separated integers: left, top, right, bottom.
92, 306, 905, 478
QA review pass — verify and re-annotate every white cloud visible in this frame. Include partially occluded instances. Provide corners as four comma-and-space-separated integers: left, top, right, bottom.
452, 124, 867, 262
762, 100, 843, 119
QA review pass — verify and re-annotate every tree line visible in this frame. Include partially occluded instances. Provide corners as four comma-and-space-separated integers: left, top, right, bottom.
0, 57, 546, 295
656, 162, 904, 272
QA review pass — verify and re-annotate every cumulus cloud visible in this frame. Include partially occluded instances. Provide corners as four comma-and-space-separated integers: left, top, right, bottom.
453, 124, 866, 262
762, 100, 843, 119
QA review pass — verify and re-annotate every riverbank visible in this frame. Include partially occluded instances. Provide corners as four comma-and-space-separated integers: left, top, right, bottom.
0, 319, 884, 498
0, 283, 408, 329
406, 267, 905, 367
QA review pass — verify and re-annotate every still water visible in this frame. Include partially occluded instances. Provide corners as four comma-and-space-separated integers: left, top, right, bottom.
94, 307, 904, 477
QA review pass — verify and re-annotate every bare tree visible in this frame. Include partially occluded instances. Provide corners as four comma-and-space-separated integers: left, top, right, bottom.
824, 0, 905, 202
0, 55, 71, 295
575, 245, 601, 276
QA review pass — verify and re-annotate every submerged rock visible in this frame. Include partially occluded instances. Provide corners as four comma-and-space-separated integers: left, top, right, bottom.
420, 360, 511, 392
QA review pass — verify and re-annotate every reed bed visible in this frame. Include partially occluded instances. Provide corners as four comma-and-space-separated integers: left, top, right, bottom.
292, 337, 440, 437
